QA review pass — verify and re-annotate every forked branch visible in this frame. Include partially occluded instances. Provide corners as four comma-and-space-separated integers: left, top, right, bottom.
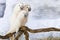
0, 26, 60, 39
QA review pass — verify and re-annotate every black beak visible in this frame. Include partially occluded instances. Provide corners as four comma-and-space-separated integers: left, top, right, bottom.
28, 7, 31, 11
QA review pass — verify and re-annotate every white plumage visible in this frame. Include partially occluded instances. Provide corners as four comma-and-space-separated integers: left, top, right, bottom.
6, 3, 31, 34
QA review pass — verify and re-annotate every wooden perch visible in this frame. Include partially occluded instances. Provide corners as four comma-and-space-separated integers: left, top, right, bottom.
14, 31, 23, 40
19, 26, 60, 33
26, 27, 60, 33
0, 32, 15, 39
0, 26, 60, 40
14, 26, 60, 40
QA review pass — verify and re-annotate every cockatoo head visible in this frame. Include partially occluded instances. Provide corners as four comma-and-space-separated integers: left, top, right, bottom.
13, 3, 31, 13
20, 3, 31, 12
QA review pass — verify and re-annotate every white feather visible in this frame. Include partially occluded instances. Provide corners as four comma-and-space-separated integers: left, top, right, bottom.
6, 3, 30, 34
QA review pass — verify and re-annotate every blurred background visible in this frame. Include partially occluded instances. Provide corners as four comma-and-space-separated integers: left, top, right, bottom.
0, 0, 6, 18
1, 0, 60, 40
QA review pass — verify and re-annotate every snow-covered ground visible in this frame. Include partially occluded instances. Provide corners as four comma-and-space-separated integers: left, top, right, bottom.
1, 0, 60, 40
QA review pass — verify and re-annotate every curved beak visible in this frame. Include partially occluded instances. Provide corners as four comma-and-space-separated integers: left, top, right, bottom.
28, 7, 31, 11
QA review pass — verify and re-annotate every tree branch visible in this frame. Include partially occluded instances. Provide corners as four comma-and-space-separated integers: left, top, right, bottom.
0, 26, 60, 39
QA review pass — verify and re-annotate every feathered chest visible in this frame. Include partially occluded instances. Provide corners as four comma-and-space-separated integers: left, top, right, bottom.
10, 11, 28, 24
16, 11, 28, 20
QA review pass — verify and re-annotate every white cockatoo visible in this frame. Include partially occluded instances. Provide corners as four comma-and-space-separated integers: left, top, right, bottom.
6, 3, 31, 35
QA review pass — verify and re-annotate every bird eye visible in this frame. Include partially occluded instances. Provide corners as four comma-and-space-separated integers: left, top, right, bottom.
20, 7, 23, 10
